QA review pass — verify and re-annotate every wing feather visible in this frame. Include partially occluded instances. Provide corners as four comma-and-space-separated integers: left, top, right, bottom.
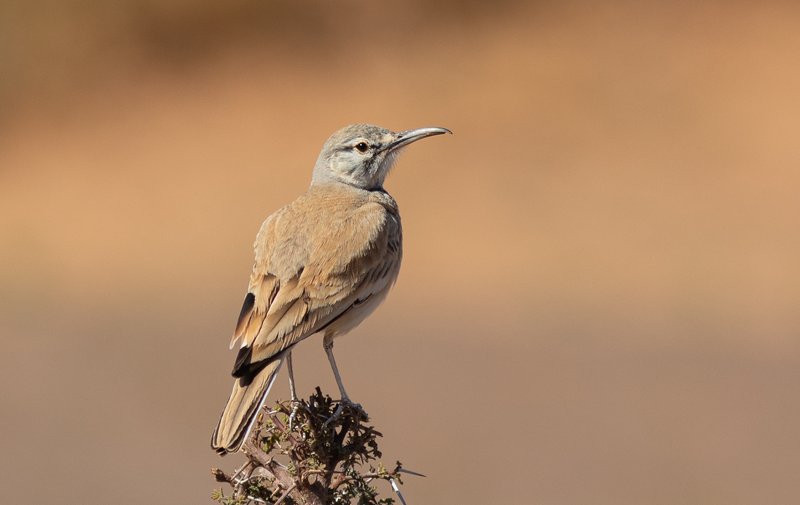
227, 191, 401, 374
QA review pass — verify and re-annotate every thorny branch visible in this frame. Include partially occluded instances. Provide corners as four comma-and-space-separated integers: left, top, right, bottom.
211, 387, 420, 505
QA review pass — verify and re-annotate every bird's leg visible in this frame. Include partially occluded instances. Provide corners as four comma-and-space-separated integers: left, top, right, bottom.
287, 351, 298, 401
323, 336, 364, 425
286, 351, 300, 429
324, 336, 350, 400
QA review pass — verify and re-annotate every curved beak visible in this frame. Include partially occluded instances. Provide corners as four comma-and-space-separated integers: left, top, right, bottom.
387, 126, 452, 152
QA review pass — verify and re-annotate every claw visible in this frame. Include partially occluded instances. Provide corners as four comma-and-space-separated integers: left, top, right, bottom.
323, 397, 366, 427
324, 403, 346, 427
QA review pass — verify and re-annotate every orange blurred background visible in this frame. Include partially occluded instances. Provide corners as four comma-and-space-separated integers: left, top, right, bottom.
2, 1, 799, 504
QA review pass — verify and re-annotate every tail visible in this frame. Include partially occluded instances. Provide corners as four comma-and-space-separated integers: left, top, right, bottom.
211, 358, 283, 455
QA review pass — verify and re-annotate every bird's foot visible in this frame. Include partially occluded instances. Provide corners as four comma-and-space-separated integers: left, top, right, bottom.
288, 398, 302, 430
324, 397, 367, 427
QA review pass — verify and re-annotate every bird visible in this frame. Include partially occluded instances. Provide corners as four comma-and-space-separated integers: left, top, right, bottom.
211, 123, 451, 455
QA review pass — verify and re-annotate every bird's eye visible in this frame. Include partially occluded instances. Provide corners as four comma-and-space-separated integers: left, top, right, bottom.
354, 142, 369, 153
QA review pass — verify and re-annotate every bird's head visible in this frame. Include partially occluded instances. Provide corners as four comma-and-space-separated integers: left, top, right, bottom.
312, 124, 451, 190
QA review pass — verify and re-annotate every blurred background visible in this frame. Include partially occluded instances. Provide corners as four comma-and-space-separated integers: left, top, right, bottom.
2, 1, 799, 504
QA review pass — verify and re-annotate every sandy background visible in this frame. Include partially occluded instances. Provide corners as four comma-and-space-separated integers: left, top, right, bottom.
2, 1, 799, 504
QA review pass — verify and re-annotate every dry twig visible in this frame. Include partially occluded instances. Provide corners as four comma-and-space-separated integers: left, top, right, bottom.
211, 387, 419, 505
